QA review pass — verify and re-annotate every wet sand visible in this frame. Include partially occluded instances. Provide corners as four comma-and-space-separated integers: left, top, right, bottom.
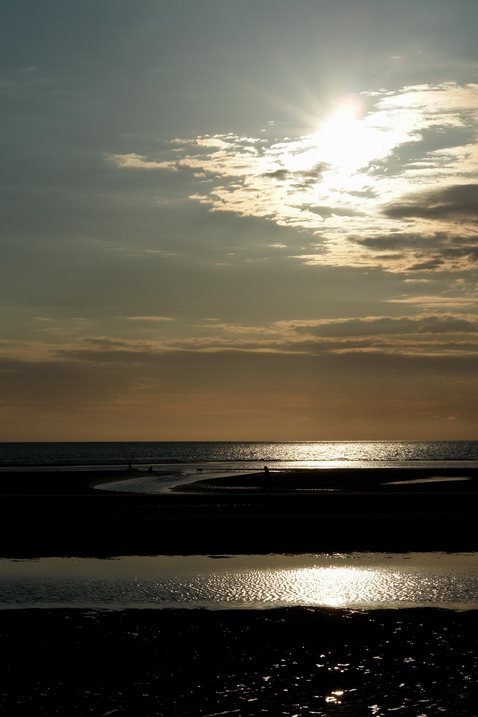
1, 606, 477, 715
1, 466, 478, 556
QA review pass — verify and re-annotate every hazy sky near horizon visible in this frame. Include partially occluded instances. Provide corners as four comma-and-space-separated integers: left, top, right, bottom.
1, 0, 478, 441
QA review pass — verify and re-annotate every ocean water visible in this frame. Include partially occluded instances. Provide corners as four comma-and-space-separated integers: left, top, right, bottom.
1, 439, 478, 469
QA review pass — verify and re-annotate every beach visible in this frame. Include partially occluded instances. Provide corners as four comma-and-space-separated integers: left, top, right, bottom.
1, 465, 477, 557
2, 606, 478, 715
2, 465, 478, 715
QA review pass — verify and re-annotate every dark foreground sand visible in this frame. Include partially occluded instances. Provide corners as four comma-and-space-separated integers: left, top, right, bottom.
1, 606, 477, 716
2, 469, 478, 716
1, 466, 478, 556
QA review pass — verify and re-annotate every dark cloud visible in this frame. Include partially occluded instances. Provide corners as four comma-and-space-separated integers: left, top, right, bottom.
307, 205, 361, 219
294, 315, 478, 338
408, 257, 446, 271
356, 232, 449, 250
384, 184, 478, 222
263, 163, 328, 187
438, 243, 478, 261
263, 169, 290, 180
353, 230, 478, 272
56, 347, 158, 366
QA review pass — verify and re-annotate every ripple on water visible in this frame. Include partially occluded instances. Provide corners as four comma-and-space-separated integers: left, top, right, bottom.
1, 553, 478, 610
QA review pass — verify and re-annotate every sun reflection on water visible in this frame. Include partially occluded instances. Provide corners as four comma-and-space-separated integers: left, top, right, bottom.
243, 565, 407, 608
1, 554, 478, 610
285, 566, 374, 607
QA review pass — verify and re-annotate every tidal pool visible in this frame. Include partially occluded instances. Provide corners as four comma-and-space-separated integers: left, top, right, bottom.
2, 552, 478, 610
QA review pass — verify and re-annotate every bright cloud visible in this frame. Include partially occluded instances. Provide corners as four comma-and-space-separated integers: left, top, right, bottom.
108, 153, 178, 171
126, 316, 175, 323
111, 82, 478, 274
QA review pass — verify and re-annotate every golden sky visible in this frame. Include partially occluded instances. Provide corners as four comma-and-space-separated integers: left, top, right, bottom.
1, 1, 478, 440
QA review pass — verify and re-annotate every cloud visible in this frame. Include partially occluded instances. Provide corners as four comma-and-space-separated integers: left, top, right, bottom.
353, 230, 478, 272
262, 163, 328, 185
387, 295, 478, 309
291, 315, 478, 337
2, 329, 478, 441
384, 184, 478, 222
109, 82, 478, 275
4, 307, 477, 377
86, 313, 478, 359
126, 316, 175, 323
108, 153, 178, 170
262, 168, 290, 181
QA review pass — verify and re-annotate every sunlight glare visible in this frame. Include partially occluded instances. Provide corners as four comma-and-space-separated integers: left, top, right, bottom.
273, 94, 404, 205
315, 100, 381, 182
285, 566, 379, 607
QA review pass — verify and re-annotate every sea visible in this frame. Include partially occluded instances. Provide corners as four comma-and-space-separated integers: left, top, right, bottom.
2, 438, 478, 470
2, 440, 478, 714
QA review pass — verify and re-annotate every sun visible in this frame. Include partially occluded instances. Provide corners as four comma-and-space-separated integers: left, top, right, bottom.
267, 92, 411, 210
277, 96, 378, 189
321, 96, 365, 132
314, 97, 372, 176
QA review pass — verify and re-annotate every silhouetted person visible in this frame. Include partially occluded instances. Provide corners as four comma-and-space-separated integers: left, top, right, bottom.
264, 465, 270, 476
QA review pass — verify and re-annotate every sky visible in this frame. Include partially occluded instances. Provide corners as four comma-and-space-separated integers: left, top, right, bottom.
1, 0, 478, 441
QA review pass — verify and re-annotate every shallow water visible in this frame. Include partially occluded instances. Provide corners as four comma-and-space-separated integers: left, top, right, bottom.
2, 552, 478, 610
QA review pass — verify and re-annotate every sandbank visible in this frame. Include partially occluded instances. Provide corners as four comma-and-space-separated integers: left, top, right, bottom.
0, 466, 477, 557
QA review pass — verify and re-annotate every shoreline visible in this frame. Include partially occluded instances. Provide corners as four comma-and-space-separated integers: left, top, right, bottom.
1, 466, 478, 557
